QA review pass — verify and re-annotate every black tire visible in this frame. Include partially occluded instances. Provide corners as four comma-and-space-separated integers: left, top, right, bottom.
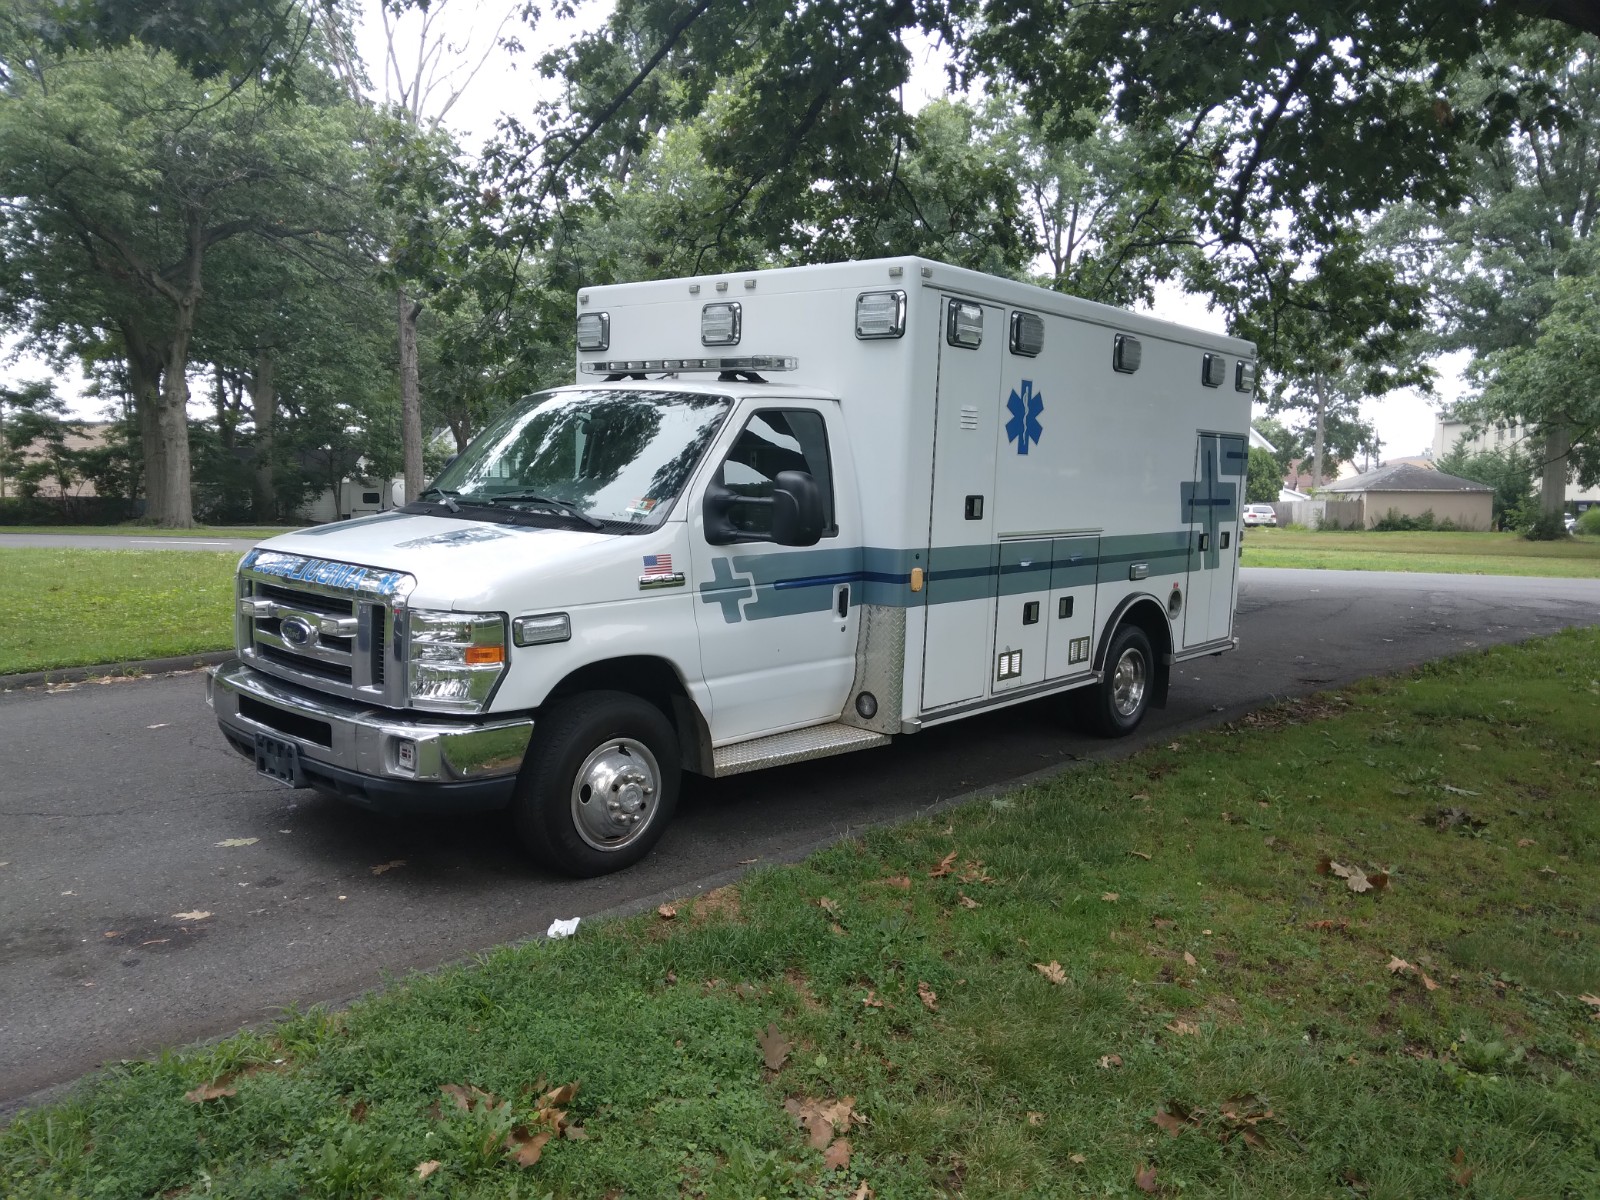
1081, 624, 1155, 738
513, 690, 681, 877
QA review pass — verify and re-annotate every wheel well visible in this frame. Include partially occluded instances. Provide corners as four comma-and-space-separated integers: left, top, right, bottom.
543, 657, 713, 774
1095, 597, 1174, 709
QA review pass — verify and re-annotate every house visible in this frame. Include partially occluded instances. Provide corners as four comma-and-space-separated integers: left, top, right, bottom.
1316, 462, 1494, 529
1433, 414, 1600, 512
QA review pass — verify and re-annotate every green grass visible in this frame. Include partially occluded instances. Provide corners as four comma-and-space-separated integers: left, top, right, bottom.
0, 548, 237, 674
0, 524, 297, 538
7, 631, 1600, 1198
1243, 526, 1600, 577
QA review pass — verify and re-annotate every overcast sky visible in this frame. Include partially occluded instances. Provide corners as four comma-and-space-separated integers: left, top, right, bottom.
2, 0, 1448, 456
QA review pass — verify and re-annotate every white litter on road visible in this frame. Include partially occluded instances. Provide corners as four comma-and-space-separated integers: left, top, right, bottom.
546, 917, 580, 940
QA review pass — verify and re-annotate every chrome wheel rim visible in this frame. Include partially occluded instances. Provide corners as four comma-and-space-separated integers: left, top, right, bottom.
1112, 648, 1147, 717
570, 738, 662, 851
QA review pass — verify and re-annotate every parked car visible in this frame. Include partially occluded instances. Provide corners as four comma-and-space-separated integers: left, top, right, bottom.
1242, 503, 1278, 527
1566, 513, 1577, 534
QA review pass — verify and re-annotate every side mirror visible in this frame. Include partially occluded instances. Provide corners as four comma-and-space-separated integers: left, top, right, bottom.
770, 470, 825, 546
701, 470, 826, 546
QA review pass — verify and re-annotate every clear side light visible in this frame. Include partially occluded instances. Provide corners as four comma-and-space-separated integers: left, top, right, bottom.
1010, 311, 1044, 357
946, 301, 983, 349
1202, 352, 1227, 388
1236, 360, 1257, 392
513, 613, 571, 646
1113, 333, 1142, 374
856, 290, 906, 339
701, 302, 741, 346
576, 311, 609, 351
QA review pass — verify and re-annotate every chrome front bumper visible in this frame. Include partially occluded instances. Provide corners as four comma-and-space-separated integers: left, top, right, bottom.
207, 659, 533, 812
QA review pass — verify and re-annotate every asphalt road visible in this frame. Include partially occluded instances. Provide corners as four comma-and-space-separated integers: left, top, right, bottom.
4, 567, 1599, 1114
0, 533, 262, 553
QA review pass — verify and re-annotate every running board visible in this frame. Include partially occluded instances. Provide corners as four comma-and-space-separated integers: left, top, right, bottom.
711, 723, 891, 777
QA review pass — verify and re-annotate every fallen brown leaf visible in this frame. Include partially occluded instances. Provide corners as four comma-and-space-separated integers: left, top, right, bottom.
851, 1183, 874, 1200
415, 1159, 442, 1180
785, 1095, 858, 1150
350, 1099, 368, 1124
759, 1023, 792, 1072
861, 989, 885, 1008
1151, 1105, 1194, 1137
542, 1081, 579, 1107
440, 1083, 477, 1111
1183, 951, 1197, 967
1152, 918, 1176, 930
1034, 960, 1067, 985
1517, 838, 1536, 848
1387, 955, 1412, 975
957, 892, 981, 909
929, 851, 958, 878
370, 859, 406, 875
1128, 850, 1151, 860
1026, 1111, 1045, 1126
957, 861, 995, 884
1135, 1163, 1159, 1193
819, 896, 842, 918
183, 1082, 236, 1103
1323, 859, 1388, 894
657, 903, 677, 919
917, 981, 938, 1011
822, 1137, 852, 1171
1131, 792, 1151, 801
563, 1124, 589, 1141
1097, 1053, 1123, 1069
1307, 919, 1349, 932
1069, 1152, 1086, 1165
1579, 994, 1600, 1009
171, 911, 212, 922
505, 1128, 551, 1168
1450, 1145, 1475, 1188
882, 875, 911, 889
1165, 1020, 1199, 1036
1101, 892, 1119, 902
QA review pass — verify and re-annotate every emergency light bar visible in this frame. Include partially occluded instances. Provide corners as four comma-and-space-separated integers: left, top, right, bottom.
579, 355, 799, 375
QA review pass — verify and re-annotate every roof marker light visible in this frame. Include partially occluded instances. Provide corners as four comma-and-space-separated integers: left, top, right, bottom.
701, 301, 741, 346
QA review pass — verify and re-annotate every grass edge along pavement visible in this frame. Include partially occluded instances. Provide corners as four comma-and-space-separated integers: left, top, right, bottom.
0, 547, 238, 675
1242, 526, 1600, 579
5, 633, 1600, 1199
0, 524, 298, 538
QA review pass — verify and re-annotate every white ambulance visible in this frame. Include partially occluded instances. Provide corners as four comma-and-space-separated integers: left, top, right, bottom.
208, 257, 1254, 876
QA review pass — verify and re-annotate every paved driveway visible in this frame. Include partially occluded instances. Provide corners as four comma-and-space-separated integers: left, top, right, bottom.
3, 567, 1598, 1114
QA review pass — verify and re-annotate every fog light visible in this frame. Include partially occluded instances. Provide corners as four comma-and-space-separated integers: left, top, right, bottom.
396, 739, 417, 773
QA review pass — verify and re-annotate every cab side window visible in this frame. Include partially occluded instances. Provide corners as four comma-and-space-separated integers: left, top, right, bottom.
718, 409, 836, 537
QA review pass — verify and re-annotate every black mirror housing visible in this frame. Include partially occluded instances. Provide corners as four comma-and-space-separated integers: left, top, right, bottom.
770, 470, 825, 546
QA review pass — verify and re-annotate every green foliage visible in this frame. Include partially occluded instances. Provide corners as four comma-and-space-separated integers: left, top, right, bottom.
1245, 446, 1280, 504
1579, 507, 1600, 535
1520, 509, 1570, 541
1373, 507, 1451, 532
1242, 528, 1600, 577
0, 379, 79, 500
1435, 443, 1536, 528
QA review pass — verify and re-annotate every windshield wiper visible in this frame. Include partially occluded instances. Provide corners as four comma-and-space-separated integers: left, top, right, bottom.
482, 491, 605, 529
417, 485, 460, 513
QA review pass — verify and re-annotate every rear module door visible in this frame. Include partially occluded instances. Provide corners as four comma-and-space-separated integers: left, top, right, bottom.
1181, 433, 1246, 647
921, 297, 1003, 710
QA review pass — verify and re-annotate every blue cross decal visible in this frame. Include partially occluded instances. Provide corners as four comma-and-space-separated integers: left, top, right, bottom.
698, 557, 753, 623
1180, 437, 1239, 570
1006, 380, 1043, 455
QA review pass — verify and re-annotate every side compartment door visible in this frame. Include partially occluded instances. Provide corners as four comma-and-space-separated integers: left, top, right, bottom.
1181, 433, 1244, 648
1044, 535, 1099, 678
993, 539, 1051, 692
690, 403, 862, 741
922, 298, 1004, 710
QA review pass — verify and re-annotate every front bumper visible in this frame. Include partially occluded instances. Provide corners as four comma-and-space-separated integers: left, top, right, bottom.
207, 659, 533, 814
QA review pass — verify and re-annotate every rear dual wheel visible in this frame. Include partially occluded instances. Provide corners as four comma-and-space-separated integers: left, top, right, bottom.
513, 690, 680, 877
1078, 624, 1154, 738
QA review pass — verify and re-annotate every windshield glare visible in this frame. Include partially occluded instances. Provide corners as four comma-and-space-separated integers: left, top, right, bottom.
432, 389, 731, 528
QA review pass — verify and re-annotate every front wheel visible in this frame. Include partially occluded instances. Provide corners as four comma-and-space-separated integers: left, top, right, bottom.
1080, 625, 1154, 738
513, 690, 681, 877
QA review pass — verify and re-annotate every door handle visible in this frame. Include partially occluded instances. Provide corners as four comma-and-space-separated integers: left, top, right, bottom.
835, 583, 850, 618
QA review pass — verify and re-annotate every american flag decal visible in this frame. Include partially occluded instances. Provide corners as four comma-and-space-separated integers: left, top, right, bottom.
641, 553, 674, 577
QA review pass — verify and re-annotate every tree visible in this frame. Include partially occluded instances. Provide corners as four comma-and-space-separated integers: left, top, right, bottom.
0, 379, 79, 500
1435, 442, 1536, 528
1250, 417, 1305, 477
0, 31, 368, 524
1245, 447, 1281, 504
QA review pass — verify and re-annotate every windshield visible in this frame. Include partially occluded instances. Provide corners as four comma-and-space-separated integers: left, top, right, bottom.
427, 389, 732, 529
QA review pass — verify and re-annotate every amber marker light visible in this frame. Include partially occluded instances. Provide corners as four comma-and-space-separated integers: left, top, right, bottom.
465, 645, 505, 665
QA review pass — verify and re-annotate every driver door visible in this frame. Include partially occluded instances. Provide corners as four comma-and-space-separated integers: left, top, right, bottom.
689, 402, 862, 742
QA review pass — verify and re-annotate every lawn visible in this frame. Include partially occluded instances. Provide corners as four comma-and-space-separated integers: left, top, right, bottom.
0, 548, 238, 675
5, 629, 1597, 1199
0, 524, 297, 538
1242, 526, 1600, 578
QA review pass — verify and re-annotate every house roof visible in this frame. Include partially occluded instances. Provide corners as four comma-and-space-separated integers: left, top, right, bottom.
1318, 462, 1492, 494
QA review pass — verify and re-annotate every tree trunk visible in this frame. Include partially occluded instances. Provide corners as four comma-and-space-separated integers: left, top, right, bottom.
1540, 420, 1570, 517
398, 286, 423, 501
1311, 373, 1328, 487
121, 324, 166, 521
251, 348, 277, 522
153, 295, 199, 528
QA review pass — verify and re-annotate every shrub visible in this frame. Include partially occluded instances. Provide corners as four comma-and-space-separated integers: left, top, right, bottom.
1520, 510, 1568, 541
1373, 507, 1439, 532
1578, 508, 1600, 536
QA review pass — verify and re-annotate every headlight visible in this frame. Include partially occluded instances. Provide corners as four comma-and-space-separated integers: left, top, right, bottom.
405, 609, 507, 713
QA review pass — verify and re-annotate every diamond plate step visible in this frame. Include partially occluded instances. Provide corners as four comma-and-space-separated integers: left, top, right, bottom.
711, 722, 891, 777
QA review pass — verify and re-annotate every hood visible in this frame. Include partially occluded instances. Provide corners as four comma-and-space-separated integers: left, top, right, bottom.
255, 511, 621, 611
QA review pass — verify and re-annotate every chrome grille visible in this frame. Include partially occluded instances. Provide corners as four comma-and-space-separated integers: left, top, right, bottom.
236, 551, 413, 704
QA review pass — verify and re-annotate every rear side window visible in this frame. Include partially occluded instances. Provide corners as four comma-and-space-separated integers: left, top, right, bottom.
717, 409, 836, 537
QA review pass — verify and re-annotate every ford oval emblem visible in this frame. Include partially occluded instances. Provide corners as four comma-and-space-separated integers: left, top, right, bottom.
280, 616, 315, 648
